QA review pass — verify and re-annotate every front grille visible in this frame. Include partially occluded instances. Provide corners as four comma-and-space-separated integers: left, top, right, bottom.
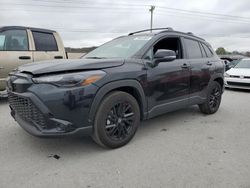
8, 93, 46, 129
229, 75, 250, 79
227, 82, 250, 87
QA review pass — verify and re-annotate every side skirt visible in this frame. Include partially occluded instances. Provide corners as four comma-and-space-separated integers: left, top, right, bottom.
146, 96, 206, 119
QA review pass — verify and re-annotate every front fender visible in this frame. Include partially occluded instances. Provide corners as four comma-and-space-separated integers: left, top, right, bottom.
88, 79, 147, 124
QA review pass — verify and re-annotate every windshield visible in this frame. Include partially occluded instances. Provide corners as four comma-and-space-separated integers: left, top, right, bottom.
234, 59, 250, 69
83, 35, 152, 59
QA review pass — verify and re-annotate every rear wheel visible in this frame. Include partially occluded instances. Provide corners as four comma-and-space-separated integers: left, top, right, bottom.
92, 91, 140, 148
199, 81, 222, 114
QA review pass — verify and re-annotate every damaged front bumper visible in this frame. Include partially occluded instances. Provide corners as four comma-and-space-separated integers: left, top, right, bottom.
9, 91, 93, 137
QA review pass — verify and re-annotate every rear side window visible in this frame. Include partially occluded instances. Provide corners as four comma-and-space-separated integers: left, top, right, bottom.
202, 43, 214, 57
32, 31, 58, 51
184, 38, 202, 59
0, 29, 28, 51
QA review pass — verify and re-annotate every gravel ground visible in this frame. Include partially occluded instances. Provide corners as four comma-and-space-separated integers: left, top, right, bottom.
0, 89, 250, 188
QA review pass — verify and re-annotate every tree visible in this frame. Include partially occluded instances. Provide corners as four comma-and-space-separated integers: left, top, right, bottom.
216, 47, 227, 55
232, 51, 240, 55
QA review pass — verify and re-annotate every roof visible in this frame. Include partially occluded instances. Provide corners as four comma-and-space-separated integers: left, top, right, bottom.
128, 28, 205, 42
159, 30, 206, 42
0, 26, 56, 33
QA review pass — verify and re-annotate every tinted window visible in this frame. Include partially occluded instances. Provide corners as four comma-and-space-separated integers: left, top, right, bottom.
202, 43, 213, 57
32, 31, 58, 51
0, 29, 28, 51
184, 38, 202, 59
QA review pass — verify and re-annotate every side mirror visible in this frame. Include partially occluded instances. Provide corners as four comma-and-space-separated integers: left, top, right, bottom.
153, 49, 176, 65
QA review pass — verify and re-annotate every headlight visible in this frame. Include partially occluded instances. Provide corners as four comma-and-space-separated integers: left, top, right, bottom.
224, 73, 230, 77
32, 70, 106, 87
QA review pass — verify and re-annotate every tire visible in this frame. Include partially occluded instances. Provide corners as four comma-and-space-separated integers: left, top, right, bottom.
92, 91, 140, 148
199, 81, 222, 114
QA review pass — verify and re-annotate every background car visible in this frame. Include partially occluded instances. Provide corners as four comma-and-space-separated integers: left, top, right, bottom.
225, 59, 250, 89
0, 26, 84, 98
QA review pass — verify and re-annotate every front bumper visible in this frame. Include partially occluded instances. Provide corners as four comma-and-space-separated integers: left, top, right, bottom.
8, 79, 101, 138
14, 114, 92, 137
224, 77, 250, 90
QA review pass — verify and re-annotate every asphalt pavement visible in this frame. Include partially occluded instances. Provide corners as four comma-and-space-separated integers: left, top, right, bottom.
0, 89, 250, 188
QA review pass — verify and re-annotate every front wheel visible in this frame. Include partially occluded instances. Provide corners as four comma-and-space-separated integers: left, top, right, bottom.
92, 91, 140, 148
199, 81, 222, 114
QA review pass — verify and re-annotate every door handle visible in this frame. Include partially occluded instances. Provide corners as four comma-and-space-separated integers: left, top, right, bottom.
0, 66, 4, 69
19, 56, 31, 60
181, 63, 190, 69
207, 61, 212, 66
54, 56, 63, 59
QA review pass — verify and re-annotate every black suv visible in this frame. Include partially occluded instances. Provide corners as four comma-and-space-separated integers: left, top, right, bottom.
7, 28, 224, 148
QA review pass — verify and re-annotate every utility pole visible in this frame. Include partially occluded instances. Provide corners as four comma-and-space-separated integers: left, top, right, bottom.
149, 5, 155, 32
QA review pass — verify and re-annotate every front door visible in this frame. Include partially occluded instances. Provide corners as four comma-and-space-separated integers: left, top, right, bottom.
144, 37, 190, 118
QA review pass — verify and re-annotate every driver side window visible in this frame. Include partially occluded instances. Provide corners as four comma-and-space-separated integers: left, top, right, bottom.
154, 37, 183, 59
144, 37, 183, 60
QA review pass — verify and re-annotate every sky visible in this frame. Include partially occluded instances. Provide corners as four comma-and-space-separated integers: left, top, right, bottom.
1, 0, 250, 52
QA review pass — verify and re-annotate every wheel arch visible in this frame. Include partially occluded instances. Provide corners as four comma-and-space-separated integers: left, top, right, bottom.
214, 77, 224, 89
88, 80, 147, 124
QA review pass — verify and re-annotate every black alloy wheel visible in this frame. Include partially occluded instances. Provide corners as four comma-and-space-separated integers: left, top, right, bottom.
209, 86, 221, 111
105, 102, 135, 141
199, 81, 222, 114
93, 91, 140, 148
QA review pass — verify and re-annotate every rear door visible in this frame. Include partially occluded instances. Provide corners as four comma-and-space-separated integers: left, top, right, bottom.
31, 31, 65, 62
183, 38, 214, 103
0, 29, 33, 90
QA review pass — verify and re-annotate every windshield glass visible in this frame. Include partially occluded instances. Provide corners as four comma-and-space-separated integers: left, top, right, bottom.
83, 35, 152, 59
234, 59, 250, 69
230, 59, 240, 66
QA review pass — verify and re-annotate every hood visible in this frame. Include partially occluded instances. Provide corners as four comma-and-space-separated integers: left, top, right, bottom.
226, 68, 250, 77
18, 58, 125, 75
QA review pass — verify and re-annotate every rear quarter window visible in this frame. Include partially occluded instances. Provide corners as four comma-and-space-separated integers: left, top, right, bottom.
202, 43, 214, 58
32, 31, 58, 51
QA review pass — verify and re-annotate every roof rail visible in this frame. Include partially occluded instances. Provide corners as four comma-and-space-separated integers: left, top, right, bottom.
187, 32, 194, 35
128, 27, 174, 35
